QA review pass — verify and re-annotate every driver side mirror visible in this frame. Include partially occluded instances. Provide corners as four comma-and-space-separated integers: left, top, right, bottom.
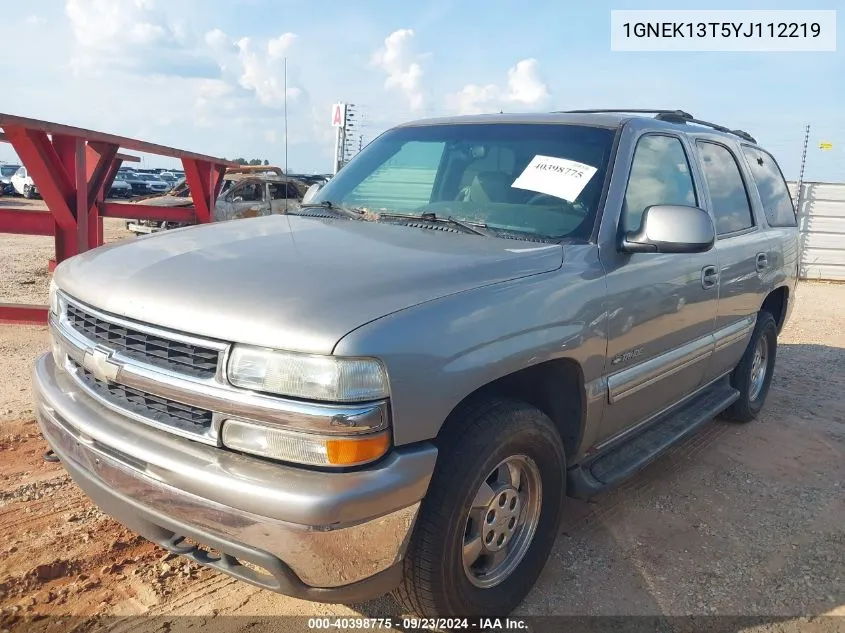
232, 196, 243, 202
620, 205, 715, 254
302, 183, 322, 203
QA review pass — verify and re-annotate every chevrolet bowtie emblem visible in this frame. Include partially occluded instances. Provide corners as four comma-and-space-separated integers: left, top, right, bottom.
82, 346, 121, 383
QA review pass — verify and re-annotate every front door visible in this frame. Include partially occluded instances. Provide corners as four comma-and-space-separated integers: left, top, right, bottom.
215, 181, 268, 222
597, 132, 719, 444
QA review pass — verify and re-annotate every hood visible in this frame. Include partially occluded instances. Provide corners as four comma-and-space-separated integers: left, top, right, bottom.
55, 215, 563, 354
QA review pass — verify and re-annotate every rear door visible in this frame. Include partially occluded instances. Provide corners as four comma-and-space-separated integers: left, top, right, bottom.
691, 138, 770, 381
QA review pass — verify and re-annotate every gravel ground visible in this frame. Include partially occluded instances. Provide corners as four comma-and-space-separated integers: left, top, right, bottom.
0, 219, 843, 633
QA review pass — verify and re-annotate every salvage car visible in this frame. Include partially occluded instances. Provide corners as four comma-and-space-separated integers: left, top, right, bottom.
124, 169, 309, 235
35, 109, 799, 618
11, 165, 38, 198
1, 163, 20, 195
107, 173, 133, 199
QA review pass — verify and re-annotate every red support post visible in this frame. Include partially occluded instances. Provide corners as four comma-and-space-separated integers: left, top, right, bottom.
85, 143, 119, 249
182, 158, 214, 223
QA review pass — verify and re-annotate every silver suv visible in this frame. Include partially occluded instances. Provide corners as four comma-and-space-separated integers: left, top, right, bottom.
34, 109, 799, 618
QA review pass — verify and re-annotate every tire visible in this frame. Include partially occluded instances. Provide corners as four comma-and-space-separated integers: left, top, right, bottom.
721, 310, 778, 423
23, 184, 34, 199
393, 398, 566, 618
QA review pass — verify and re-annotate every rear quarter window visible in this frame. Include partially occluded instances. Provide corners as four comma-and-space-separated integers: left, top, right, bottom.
741, 146, 797, 227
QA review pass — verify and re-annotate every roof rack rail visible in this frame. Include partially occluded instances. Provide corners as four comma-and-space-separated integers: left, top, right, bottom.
558, 109, 757, 144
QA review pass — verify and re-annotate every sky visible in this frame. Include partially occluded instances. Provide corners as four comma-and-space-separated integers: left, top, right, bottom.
0, 0, 842, 181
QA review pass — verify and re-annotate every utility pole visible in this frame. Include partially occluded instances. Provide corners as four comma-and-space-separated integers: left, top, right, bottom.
796, 124, 810, 211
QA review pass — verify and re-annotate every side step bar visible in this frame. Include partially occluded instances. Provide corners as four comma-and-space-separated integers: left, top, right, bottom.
567, 379, 740, 499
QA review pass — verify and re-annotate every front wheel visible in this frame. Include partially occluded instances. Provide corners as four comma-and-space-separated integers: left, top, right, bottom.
393, 398, 566, 618
721, 310, 778, 423
23, 184, 34, 199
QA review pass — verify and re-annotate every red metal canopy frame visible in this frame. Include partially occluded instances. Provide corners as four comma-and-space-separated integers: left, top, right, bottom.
0, 113, 235, 325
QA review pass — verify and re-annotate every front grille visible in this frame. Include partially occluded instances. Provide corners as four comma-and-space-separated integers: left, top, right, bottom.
71, 360, 213, 434
65, 303, 220, 379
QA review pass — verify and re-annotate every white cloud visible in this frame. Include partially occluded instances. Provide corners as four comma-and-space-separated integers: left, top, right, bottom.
204, 29, 301, 108
448, 58, 550, 115
371, 29, 426, 111
64, 0, 215, 78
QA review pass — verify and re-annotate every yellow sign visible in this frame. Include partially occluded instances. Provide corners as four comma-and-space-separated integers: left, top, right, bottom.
819, 142, 833, 150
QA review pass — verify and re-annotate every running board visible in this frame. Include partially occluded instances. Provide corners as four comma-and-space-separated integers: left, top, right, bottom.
567, 380, 740, 499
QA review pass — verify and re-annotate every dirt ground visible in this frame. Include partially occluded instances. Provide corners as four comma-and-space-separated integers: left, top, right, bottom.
0, 215, 843, 632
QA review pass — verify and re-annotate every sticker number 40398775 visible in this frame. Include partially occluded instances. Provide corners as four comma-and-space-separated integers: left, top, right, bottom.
510, 155, 598, 203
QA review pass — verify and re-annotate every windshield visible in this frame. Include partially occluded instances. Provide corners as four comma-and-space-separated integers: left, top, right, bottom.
1, 166, 20, 177
312, 123, 616, 240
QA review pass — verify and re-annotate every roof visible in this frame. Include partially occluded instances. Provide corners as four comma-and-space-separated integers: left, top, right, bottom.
396, 112, 630, 129
394, 110, 757, 145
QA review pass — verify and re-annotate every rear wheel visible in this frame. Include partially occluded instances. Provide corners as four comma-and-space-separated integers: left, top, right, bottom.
721, 311, 778, 423
393, 398, 566, 618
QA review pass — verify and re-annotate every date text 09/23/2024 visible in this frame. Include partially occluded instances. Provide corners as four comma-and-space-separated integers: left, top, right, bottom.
307, 617, 529, 630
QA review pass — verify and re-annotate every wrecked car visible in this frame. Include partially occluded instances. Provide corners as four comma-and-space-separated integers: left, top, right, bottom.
124, 167, 308, 235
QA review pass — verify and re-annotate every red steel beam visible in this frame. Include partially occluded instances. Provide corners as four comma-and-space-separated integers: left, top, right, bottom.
100, 202, 197, 223
0, 209, 54, 235
1, 113, 238, 166
4, 127, 76, 230
0, 304, 49, 325
182, 158, 214, 223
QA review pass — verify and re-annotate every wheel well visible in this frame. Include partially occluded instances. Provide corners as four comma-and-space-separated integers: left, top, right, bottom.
761, 286, 789, 334
437, 359, 584, 461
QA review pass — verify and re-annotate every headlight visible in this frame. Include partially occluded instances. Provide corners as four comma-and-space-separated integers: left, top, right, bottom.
227, 345, 389, 402
48, 279, 59, 316
221, 420, 390, 467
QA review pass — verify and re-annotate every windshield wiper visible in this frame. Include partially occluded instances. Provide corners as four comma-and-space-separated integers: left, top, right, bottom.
294, 201, 365, 219
376, 211, 492, 236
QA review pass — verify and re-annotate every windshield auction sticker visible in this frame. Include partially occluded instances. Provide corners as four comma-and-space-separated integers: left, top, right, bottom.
511, 155, 597, 202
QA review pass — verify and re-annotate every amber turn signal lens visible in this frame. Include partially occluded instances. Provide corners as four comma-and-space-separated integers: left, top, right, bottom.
326, 432, 391, 466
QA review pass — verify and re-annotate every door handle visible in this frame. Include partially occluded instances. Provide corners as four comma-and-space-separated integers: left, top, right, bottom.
701, 265, 718, 289
756, 252, 769, 272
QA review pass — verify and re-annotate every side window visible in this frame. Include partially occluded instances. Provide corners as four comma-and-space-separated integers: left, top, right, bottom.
269, 182, 302, 200
741, 146, 797, 227
623, 135, 697, 232
696, 141, 754, 235
233, 182, 263, 202
346, 141, 445, 211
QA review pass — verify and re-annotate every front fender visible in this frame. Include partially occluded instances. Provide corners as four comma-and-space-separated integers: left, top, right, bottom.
333, 246, 608, 446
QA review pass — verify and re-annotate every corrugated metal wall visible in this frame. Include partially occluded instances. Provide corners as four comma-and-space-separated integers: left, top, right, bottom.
788, 181, 845, 281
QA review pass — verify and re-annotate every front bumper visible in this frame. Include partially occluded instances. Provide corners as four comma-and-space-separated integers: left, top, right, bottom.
33, 353, 437, 602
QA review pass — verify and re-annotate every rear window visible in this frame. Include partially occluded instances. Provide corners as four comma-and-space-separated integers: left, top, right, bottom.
741, 146, 797, 227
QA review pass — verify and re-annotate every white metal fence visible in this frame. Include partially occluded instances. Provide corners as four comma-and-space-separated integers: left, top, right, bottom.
788, 181, 845, 281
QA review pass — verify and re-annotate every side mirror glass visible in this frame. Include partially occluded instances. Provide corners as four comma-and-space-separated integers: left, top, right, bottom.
302, 183, 322, 204
620, 205, 715, 254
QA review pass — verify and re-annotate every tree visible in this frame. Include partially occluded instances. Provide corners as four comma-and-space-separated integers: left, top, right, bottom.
248, 159, 262, 166
263, 159, 269, 166
234, 158, 248, 165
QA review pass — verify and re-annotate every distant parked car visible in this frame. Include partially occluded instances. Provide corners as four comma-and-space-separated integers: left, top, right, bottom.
0, 163, 20, 195
108, 173, 133, 199
11, 166, 39, 199
140, 173, 171, 194
158, 172, 180, 188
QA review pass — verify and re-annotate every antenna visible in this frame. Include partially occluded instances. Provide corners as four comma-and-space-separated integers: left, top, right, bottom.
284, 57, 289, 212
